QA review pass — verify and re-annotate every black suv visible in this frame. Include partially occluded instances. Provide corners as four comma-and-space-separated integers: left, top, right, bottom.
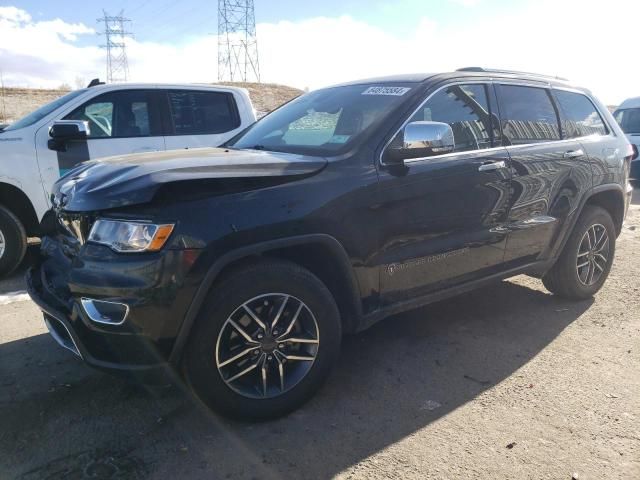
28, 68, 634, 419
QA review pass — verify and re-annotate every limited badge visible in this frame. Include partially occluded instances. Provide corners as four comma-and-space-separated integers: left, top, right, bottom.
362, 86, 411, 96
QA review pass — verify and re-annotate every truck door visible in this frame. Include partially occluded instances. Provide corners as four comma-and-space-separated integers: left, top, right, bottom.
34, 88, 166, 198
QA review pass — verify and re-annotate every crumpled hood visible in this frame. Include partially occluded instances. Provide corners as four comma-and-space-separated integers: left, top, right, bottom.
52, 147, 327, 212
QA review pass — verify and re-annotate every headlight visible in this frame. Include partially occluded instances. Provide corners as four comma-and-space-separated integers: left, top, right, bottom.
88, 219, 175, 253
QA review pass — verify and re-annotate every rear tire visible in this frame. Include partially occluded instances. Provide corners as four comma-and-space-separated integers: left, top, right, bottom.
0, 206, 27, 277
542, 205, 615, 299
184, 259, 341, 420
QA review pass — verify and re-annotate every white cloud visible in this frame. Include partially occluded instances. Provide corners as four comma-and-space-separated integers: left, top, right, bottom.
0, 1, 638, 105
0, 6, 31, 23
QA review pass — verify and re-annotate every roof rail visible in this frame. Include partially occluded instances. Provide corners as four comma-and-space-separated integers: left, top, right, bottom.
456, 67, 568, 82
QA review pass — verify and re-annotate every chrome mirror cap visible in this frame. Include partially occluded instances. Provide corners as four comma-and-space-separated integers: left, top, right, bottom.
384, 121, 455, 164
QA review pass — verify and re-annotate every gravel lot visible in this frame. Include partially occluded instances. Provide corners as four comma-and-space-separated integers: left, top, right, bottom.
1, 192, 639, 480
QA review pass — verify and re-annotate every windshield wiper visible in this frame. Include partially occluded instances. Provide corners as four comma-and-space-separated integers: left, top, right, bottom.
248, 144, 267, 150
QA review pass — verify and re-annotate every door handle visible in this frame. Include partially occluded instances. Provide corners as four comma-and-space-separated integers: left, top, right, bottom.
563, 149, 584, 159
478, 160, 506, 172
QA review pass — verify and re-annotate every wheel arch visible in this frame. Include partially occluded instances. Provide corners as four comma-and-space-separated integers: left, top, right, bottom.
584, 184, 626, 236
0, 182, 40, 236
169, 234, 363, 364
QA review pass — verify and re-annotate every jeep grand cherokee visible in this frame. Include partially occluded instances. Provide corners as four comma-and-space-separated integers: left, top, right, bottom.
27, 68, 634, 419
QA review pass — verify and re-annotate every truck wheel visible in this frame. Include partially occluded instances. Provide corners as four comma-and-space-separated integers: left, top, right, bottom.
184, 259, 342, 420
0, 206, 27, 277
542, 206, 615, 300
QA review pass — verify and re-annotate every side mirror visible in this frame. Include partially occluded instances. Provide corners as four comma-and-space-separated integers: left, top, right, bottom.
48, 120, 89, 152
383, 121, 455, 164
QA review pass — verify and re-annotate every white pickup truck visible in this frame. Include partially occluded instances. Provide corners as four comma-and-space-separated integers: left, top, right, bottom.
0, 82, 257, 275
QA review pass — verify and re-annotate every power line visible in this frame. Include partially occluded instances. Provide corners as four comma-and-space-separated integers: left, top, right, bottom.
98, 10, 134, 83
218, 0, 260, 82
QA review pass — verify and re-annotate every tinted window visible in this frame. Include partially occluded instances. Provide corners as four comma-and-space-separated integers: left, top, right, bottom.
168, 91, 239, 135
66, 90, 154, 138
614, 108, 640, 135
409, 84, 495, 152
555, 90, 608, 138
499, 85, 560, 145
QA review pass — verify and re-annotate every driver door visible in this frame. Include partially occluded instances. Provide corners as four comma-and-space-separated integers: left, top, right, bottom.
54, 89, 165, 175
376, 83, 512, 304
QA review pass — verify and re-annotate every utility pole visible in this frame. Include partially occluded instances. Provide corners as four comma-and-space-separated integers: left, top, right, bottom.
98, 10, 133, 83
217, 0, 260, 83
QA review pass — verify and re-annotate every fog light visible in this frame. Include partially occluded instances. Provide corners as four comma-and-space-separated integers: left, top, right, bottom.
80, 298, 129, 325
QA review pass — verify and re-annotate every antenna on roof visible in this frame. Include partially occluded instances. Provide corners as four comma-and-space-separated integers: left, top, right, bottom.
87, 78, 105, 88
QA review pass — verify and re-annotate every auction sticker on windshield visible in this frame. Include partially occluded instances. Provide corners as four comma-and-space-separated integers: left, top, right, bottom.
362, 86, 411, 96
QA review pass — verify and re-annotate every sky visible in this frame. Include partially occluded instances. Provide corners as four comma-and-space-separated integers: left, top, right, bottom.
0, 0, 637, 105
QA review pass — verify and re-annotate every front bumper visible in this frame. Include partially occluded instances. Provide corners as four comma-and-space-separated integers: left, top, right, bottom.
27, 268, 173, 382
26, 238, 204, 382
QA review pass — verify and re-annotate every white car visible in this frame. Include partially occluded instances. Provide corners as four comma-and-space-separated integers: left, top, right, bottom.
613, 97, 640, 180
0, 82, 257, 275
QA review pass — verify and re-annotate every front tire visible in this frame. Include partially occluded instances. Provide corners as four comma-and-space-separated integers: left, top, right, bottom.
0, 206, 27, 277
185, 259, 341, 420
542, 205, 616, 299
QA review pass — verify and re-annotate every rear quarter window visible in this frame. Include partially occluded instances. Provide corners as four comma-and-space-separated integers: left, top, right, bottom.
168, 90, 240, 135
554, 90, 609, 138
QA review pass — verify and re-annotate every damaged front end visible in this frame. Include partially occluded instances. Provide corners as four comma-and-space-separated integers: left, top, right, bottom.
27, 147, 327, 378
27, 206, 203, 380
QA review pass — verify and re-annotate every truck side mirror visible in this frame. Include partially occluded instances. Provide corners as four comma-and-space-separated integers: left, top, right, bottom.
383, 121, 455, 165
48, 120, 89, 152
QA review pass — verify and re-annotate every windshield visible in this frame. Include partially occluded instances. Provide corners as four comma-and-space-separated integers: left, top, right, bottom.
614, 107, 640, 135
228, 83, 417, 155
3, 89, 86, 132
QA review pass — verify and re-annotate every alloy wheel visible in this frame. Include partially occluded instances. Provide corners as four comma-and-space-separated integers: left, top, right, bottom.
215, 293, 320, 399
576, 223, 609, 286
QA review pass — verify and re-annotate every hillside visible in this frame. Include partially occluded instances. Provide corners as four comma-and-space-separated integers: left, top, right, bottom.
0, 82, 303, 124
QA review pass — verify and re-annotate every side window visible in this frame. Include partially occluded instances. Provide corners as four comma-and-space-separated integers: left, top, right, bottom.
66, 90, 154, 138
499, 85, 561, 145
554, 90, 608, 138
409, 84, 494, 153
168, 91, 240, 135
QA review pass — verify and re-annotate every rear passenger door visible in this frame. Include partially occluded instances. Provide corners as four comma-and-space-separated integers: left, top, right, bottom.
552, 88, 615, 187
496, 83, 591, 264
162, 89, 244, 150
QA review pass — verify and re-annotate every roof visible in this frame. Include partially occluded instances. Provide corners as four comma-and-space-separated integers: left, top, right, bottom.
327, 68, 577, 90
618, 97, 640, 109
86, 82, 250, 94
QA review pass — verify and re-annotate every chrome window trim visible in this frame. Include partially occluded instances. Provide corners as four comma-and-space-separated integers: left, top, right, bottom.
403, 145, 507, 165
379, 79, 616, 168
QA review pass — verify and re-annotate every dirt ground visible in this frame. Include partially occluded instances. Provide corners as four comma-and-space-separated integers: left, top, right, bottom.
0, 193, 639, 480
